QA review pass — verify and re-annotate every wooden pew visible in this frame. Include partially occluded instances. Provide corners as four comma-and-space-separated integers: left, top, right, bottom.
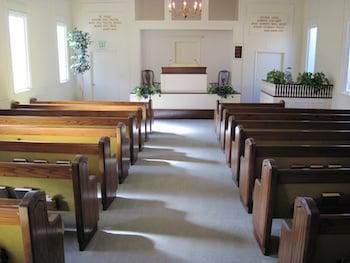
252, 159, 350, 255
216, 102, 285, 140
0, 156, 99, 251
225, 120, 350, 165
215, 101, 285, 133
0, 191, 65, 263
232, 128, 350, 185
11, 102, 146, 147
220, 108, 350, 148
0, 138, 118, 207
0, 115, 133, 167
278, 196, 350, 263
0, 113, 138, 164
0, 127, 118, 209
30, 98, 154, 135
225, 113, 350, 162
240, 143, 350, 212
2, 108, 142, 154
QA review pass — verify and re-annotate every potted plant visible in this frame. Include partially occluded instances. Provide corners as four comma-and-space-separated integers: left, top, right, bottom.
296, 72, 330, 92
262, 69, 333, 99
67, 28, 92, 98
132, 83, 161, 100
208, 83, 239, 99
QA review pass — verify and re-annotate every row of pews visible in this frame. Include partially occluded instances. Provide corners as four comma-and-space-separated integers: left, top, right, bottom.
216, 101, 350, 262
0, 99, 153, 263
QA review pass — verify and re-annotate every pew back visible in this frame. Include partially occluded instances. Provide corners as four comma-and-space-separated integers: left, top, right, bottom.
239, 142, 350, 212
0, 191, 64, 263
279, 197, 350, 263
231, 128, 350, 184
253, 159, 350, 255
0, 156, 98, 251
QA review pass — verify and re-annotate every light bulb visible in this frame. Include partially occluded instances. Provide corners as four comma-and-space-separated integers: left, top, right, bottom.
183, 1, 187, 7
172, 1, 175, 8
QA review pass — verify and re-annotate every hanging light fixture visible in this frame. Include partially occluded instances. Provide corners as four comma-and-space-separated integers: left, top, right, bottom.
168, 1, 202, 20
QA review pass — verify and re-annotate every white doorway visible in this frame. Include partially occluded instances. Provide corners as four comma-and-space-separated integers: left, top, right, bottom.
91, 50, 120, 101
253, 52, 284, 102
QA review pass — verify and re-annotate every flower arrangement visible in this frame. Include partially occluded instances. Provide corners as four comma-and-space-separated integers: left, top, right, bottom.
132, 83, 161, 100
208, 83, 238, 99
67, 28, 92, 75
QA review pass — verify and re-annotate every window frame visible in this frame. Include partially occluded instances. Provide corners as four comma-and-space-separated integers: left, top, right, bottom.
343, 19, 350, 95
56, 22, 70, 84
305, 25, 318, 73
8, 10, 32, 94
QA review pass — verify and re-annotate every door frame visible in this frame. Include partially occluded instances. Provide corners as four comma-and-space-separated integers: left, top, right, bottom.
253, 51, 285, 101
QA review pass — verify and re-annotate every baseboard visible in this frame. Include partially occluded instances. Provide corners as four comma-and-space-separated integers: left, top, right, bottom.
154, 109, 214, 119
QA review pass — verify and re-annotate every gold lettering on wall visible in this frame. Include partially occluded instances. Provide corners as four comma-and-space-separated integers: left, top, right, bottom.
250, 14, 288, 34
88, 15, 122, 31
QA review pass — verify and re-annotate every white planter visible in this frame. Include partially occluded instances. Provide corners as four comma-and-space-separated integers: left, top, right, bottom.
130, 93, 241, 110
260, 81, 333, 109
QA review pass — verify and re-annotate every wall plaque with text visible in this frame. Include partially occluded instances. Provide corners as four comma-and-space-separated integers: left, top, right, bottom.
249, 14, 288, 34
88, 15, 122, 31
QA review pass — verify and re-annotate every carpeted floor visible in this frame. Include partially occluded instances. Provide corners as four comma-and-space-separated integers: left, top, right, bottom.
65, 119, 277, 263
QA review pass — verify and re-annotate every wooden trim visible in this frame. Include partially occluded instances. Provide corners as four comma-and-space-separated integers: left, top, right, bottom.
161, 67, 207, 74
154, 109, 214, 119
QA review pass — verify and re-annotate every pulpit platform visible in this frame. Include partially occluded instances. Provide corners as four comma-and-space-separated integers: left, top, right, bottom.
131, 66, 241, 118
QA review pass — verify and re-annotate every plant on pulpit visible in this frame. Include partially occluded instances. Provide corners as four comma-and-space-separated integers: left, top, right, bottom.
132, 83, 161, 100
208, 83, 238, 99
67, 28, 92, 98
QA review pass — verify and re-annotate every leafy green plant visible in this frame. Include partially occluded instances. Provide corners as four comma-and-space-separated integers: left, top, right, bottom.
266, 70, 286, 84
67, 28, 92, 74
132, 83, 161, 100
297, 72, 330, 91
208, 83, 238, 99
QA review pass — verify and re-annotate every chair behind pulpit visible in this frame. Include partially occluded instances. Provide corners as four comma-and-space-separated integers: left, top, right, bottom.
142, 70, 160, 86
218, 70, 230, 87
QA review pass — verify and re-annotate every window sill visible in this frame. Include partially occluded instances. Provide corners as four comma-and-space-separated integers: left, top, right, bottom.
59, 80, 70, 84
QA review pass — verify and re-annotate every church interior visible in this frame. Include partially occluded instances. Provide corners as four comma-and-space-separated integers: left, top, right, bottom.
1, 0, 350, 262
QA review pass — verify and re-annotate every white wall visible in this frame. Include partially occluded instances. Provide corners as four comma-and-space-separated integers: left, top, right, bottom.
141, 30, 233, 83
71, 0, 304, 102
302, 0, 350, 109
0, 0, 76, 108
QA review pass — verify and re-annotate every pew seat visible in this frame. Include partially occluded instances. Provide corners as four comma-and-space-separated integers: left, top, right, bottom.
252, 159, 350, 255
279, 197, 350, 263
239, 142, 350, 212
10, 102, 147, 147
0, 191, 65, 263
29, 98, 154, 136
220, 108, 350, 149
225, 119, 350, 165
231, 128, 350, 185
0, 137, 117, 210
0, 156, 99, 251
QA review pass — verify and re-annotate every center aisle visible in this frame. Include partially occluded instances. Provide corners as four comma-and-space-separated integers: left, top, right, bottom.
66, 120, 277, 263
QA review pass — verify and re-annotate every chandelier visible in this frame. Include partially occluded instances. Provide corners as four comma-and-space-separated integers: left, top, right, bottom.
168, 1, 202, 20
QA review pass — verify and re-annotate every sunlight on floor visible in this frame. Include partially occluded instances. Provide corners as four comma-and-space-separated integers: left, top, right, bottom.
153, 121, 195, 135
